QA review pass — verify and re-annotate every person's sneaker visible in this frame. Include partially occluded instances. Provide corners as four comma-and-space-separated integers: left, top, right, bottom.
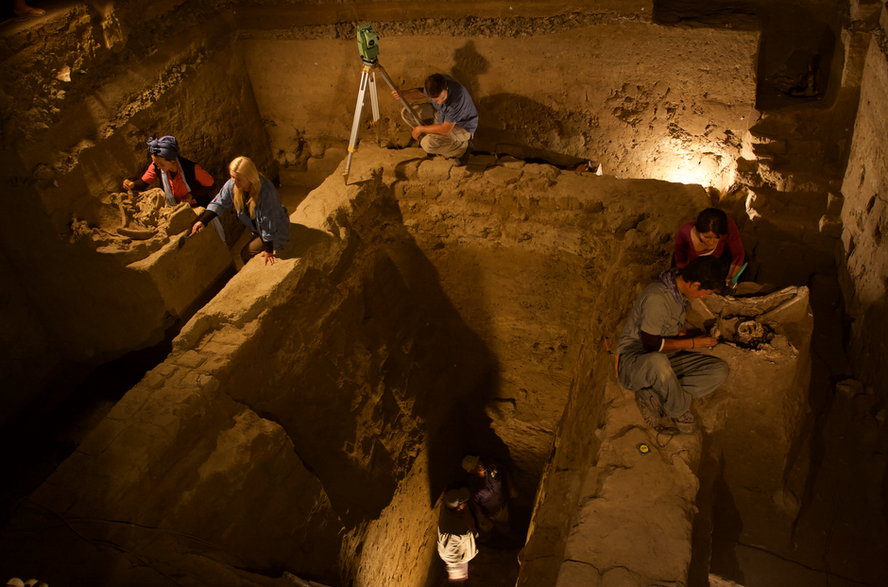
635, 389, 665, 429
672, 410, 698, 434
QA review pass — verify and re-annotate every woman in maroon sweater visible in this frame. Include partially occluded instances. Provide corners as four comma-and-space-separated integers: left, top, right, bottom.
674, 208, 745, 284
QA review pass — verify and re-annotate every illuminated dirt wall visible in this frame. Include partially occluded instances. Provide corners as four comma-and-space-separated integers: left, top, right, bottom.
238, 3, 758, 190
840, 37, 888, 396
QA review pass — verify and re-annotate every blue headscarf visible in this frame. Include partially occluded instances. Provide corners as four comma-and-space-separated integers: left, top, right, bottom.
658, 268, 689, 312
146, 136, 179, 160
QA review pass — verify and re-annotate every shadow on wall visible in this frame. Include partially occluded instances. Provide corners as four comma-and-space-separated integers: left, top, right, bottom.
476, 93, 589, 167
449, 41, 587, 168
708, 458, 746, 585
756, 3, 837, 109
450, 40, 489, 100
223, 183, 505, 526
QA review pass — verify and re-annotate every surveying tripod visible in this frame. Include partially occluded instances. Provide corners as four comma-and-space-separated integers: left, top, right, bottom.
343, 23, 423, 182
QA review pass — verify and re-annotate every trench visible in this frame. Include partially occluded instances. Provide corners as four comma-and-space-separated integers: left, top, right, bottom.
1, 2, 887, 586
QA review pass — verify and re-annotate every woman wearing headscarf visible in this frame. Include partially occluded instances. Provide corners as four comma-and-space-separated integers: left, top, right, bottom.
122, 136, 215, 207
191, 156, 289, 265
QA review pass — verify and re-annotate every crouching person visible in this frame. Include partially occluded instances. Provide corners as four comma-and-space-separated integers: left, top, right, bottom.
615, 257, 729, 434
192, 156, 289, 266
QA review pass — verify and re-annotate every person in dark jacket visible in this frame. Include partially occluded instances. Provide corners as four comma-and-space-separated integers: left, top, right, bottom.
462, 454, 515, 541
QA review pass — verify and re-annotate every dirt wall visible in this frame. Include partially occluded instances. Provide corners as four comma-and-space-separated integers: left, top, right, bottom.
239, 15, 758, 191
0, 159, 500, 585
0, 144, 722, 585
0, 2, 275, 413
840, 38, 888, 398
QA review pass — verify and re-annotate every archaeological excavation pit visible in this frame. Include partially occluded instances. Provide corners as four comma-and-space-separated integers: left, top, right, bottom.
1, 1, 887, 586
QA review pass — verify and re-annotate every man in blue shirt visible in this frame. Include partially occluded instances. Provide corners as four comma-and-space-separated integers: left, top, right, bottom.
392, 73, 478, 161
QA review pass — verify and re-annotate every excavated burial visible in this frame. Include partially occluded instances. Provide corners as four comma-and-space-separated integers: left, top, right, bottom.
0, 145, 835, 586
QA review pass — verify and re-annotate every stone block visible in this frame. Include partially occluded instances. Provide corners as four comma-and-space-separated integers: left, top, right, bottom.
523, 163, 561, 181
199, 353, 232, 375
556, 561, 602, 586
850, 0, 883, 22
173, 350, 206, 369
826, 192, 844, 215
167, 202, 197, 235
397, 158, 423, 180
818, 214, 843, 238
484, 165, 523, 185
128, 225, 232, 318
76, 416, 127, 455
205, 324, 254, 348
449, 165, 472, 181
417, 158, 452, 181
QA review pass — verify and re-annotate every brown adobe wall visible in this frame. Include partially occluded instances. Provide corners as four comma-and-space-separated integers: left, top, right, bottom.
839, 36, 888, 399
238, 11, 757, 192
0, 2, 275, 419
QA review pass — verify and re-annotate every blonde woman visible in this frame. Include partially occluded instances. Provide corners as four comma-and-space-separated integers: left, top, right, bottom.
191, 156, 289, 265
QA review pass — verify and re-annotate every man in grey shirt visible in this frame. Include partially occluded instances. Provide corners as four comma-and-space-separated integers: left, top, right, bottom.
392, 73, 478, 161
616, 257, 729, 434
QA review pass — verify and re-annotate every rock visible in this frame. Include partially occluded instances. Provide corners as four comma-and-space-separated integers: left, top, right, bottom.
836, 378, 865, 398
483, 165, 523, 185
759, 288, 811, 325
308, 141, 325, 158
417, 159, 451, 181
167, 203, 197, 235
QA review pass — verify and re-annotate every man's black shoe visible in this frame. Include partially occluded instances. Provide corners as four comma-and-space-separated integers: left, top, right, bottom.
455, 143, 472, 167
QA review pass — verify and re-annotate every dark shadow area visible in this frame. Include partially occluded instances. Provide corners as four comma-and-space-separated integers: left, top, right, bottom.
0, 259, 237, 532
755, 3, 837, 110
709, 458, 745, 584
0, 333, 173, 528
653, 0, 760, 29
689, 434, 719, 587
217, 180, 507, 532
476, 93, 593, 168
449, 40, 489, 102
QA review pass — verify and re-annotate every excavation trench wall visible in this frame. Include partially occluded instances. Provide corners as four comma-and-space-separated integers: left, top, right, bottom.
240, 11, 758, 191
0, 1, 864, 584
0, 0, 759, 424
0, 2, 274, 419
3, 159, 496, 586
840, 30, 888, 400
0, 146, 731, 584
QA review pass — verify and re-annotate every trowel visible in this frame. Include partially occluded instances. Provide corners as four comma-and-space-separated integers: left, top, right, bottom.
176, 231, 195, 249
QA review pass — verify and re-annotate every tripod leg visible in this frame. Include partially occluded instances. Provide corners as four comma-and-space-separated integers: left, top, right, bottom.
368, 71, 380, 121
344, 68, 372, 179
376, 64, 423, 127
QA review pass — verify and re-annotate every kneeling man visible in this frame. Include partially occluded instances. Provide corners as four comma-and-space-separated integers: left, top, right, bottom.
616, 257, 729, 434
392, 73, 478, 160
